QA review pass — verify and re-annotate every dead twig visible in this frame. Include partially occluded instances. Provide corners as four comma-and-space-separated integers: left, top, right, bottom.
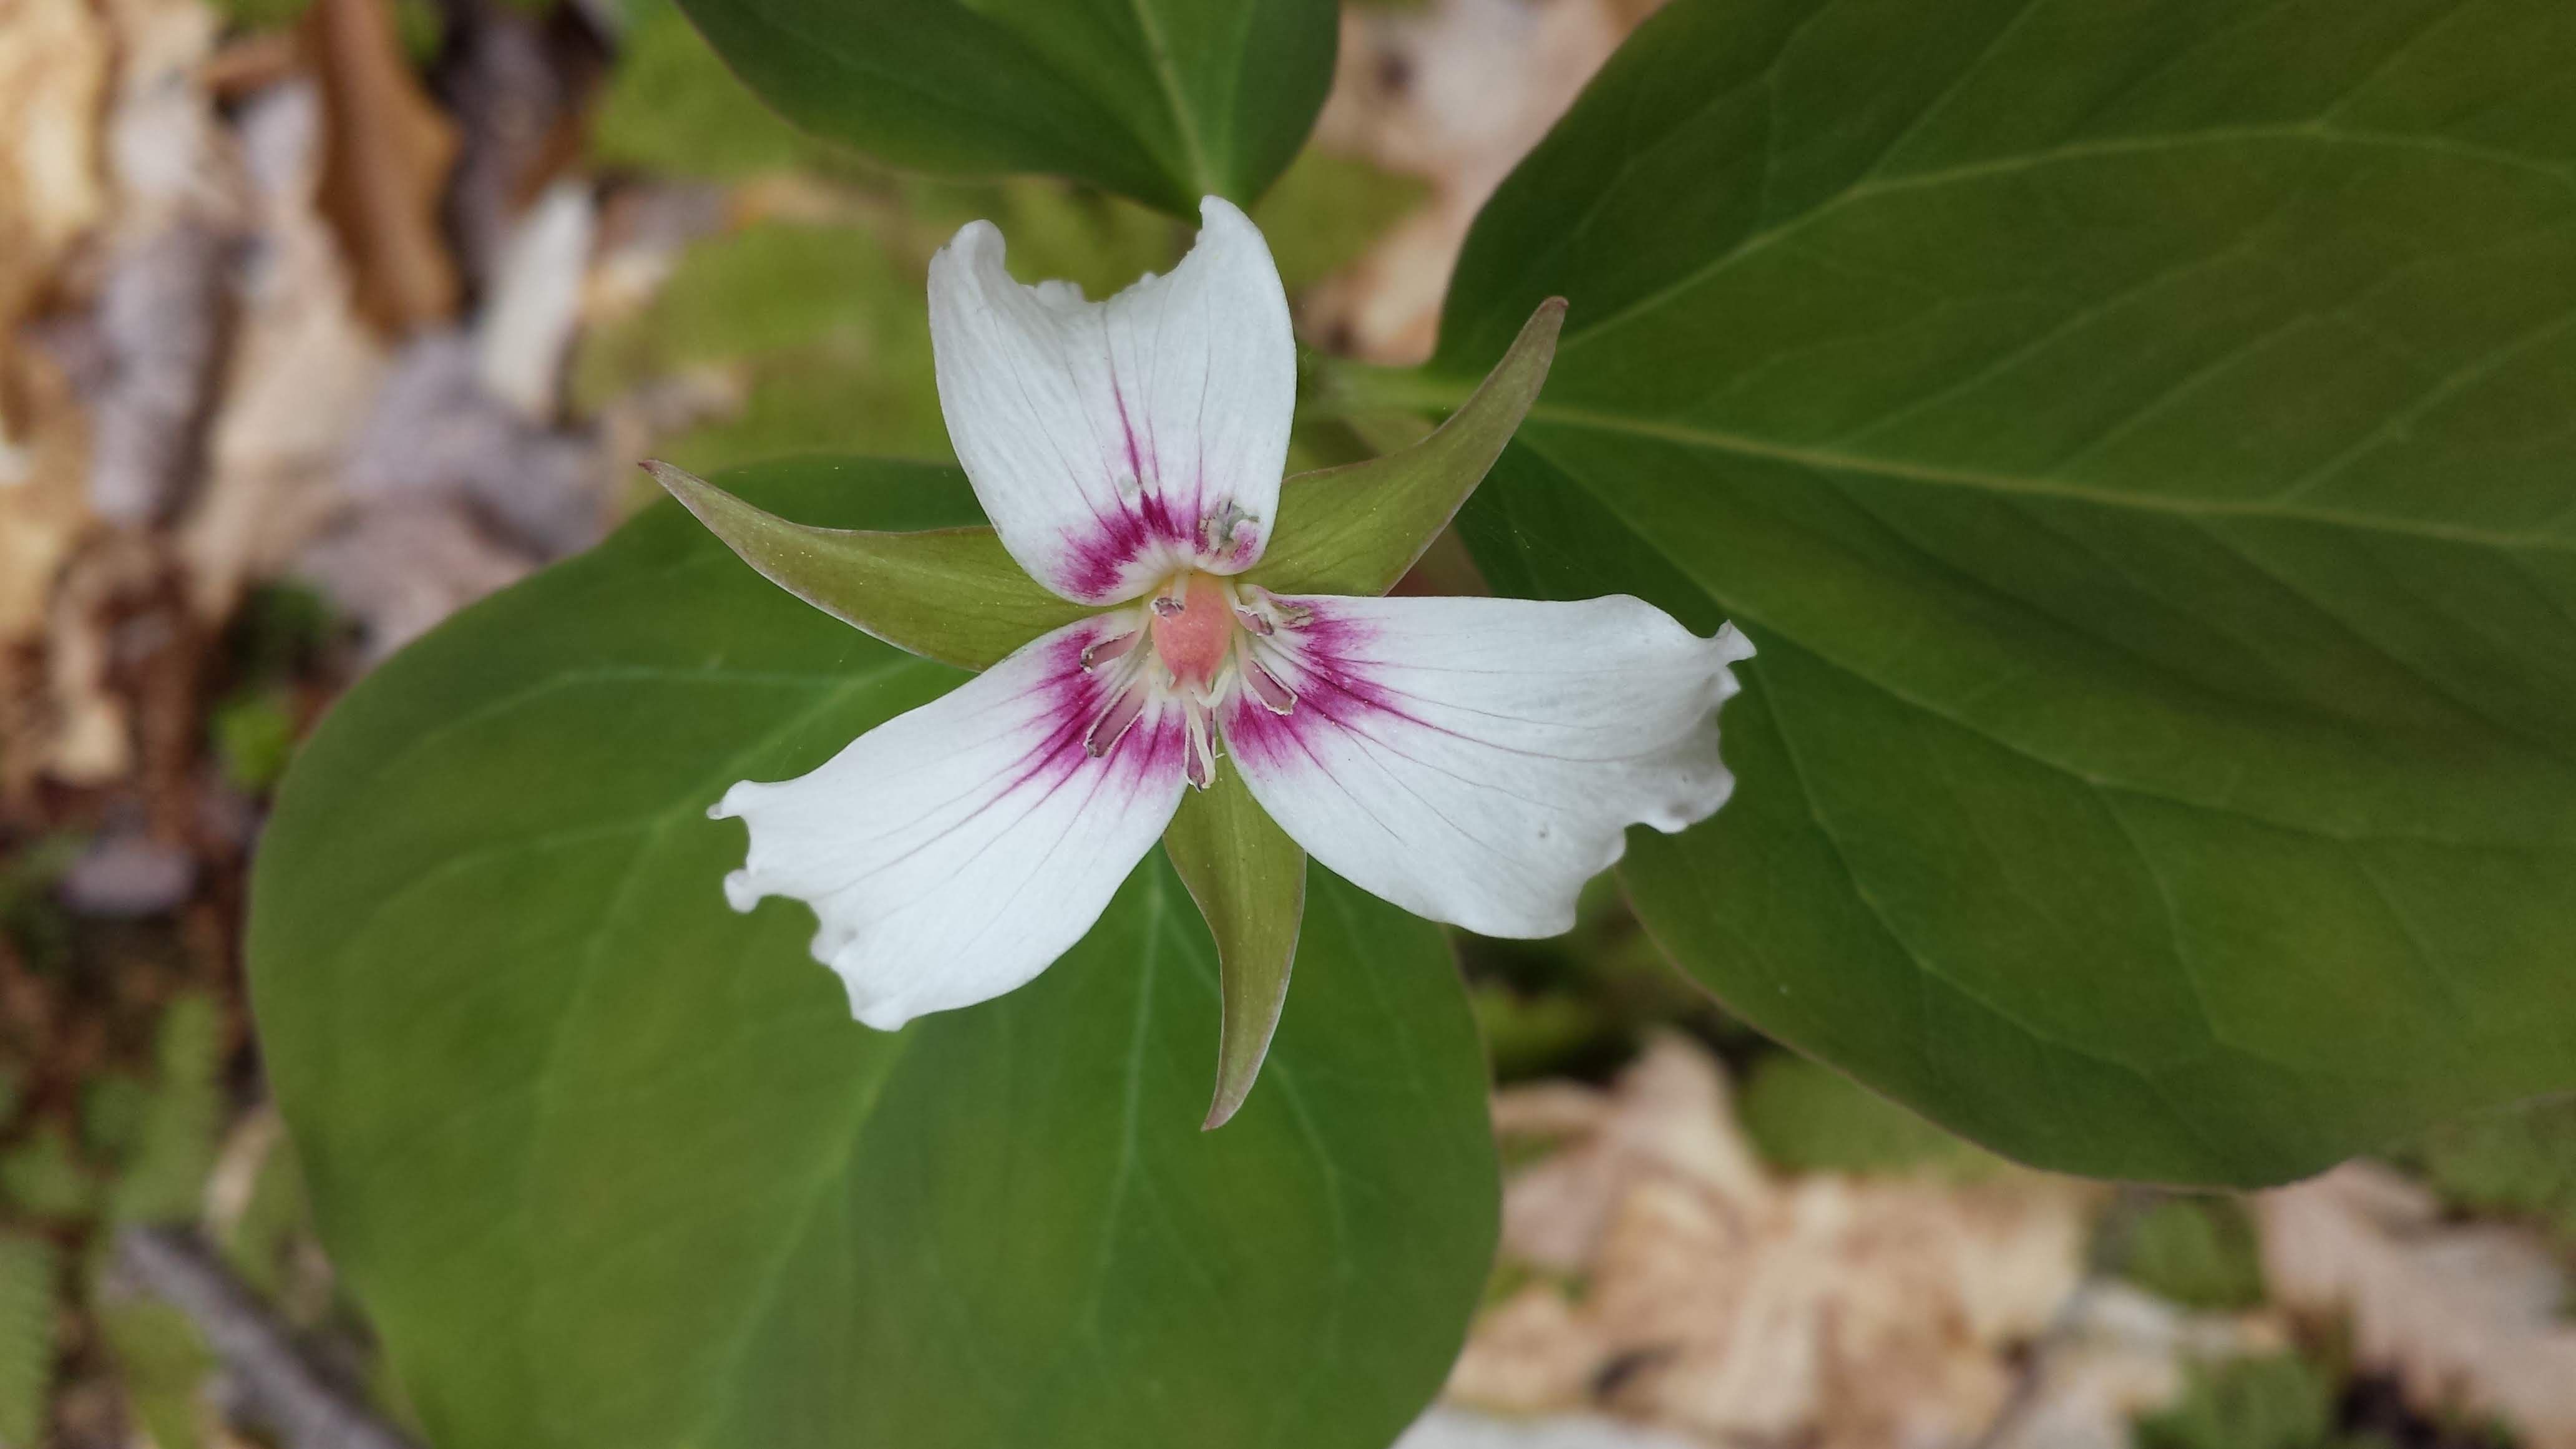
113, 1226, 419, 1449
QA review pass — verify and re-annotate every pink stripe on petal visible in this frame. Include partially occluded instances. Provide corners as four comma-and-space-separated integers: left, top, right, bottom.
711, 616, 1189, 1028
929, 199, 1293, 605
1218, 594, 1752, 939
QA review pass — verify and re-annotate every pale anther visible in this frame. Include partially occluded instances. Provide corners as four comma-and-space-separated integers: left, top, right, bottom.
1085, 687, 1146, 758
1246, 660, 1296, 715
1081, 629, 1140, 671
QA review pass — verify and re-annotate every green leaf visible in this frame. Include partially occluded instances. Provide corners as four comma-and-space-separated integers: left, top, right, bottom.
2111, 1194, 2268, 1313
109, 995, 225, 1226
2399, 1096, 2576, 1249
1430, 0, 2576, 1186
1251, 299, 1562, 597
0, 1231, 56, 1449
0, 1128, 96, 1222
590, 0, 832, 180
212, 690, 300, 792
644, 459, 1091, 670
98, 1301, 212, 1449
1735, 1054, 1984, 1178
670, 0, 1335, 213
249, 456, 1497, 1449
2136, 1355, 2338, 1449
1161, 768, 1305, 1129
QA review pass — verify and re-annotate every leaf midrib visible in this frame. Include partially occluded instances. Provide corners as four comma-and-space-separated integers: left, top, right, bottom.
1515, 404, 2576, 554
1557, 123, 2576, 358
1505, 426, 2576, 845
1123, 0, 1220, 199
1412, 120, 2576, 554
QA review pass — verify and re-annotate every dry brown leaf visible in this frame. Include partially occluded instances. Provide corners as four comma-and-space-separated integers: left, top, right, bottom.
182, 79, 389, 618
105, 0, 235, 223
0, 0, 112, 657
0, 0, 113, 324
84, 0, 243, 527
0, 352, 93, 650
1399, 1407, 1709, 1449
2260, 1162, 2576, 1449
202, 30, 303, 101
308, 0, 459, 334
29, 534, 177, 788
1456, 1037, 2100, 1449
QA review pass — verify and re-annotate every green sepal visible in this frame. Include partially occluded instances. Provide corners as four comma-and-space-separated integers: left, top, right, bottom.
1163, 765, 1306, 1130
1247, 298, 1563, 597
645, 460, 1090, 670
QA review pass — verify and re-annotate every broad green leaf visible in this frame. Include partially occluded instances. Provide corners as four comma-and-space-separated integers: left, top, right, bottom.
645, 460, 1089, 670
249, 457, 1496, 1449
1162, 768, 1304, 1129
1735, 1055, 1983, 1178
671, 0, 1334, 213
1251, 300, 1562, 597
1427, 0, 2576, 1186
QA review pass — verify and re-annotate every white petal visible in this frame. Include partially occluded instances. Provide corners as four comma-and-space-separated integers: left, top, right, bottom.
713, 618, 1189, 1028
1221, 595, 1753, 938
928, 197, 1294, 605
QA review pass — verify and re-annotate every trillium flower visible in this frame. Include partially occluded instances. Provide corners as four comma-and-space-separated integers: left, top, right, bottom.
655, 198, 1752, 1123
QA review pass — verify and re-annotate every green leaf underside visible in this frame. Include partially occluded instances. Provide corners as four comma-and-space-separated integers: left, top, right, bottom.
248, 457, 1496, 1449
671, 0, 1334, 213
645, 460, 1090, 670
1250, 299, 1564, 598
1162, 768, 1307, 1129
1432, 0, 2576, 1186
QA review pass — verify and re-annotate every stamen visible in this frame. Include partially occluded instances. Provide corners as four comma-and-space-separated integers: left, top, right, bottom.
1151, 594, 1186, 618
1085, 685, 1147, 758
1245, 658, 1296, 715
1183, 706, 1217, 790
1198, 501, 1255, 557
1081, 628, 1140, 670
1234, 607, 1273, 637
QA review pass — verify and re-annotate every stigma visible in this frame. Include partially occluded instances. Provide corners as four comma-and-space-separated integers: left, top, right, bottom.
1077, 573, 1302, 790
1148, 573, 1236, 688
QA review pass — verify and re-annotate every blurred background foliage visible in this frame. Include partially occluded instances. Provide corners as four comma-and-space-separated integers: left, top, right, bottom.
5, 0, 2576, 1443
